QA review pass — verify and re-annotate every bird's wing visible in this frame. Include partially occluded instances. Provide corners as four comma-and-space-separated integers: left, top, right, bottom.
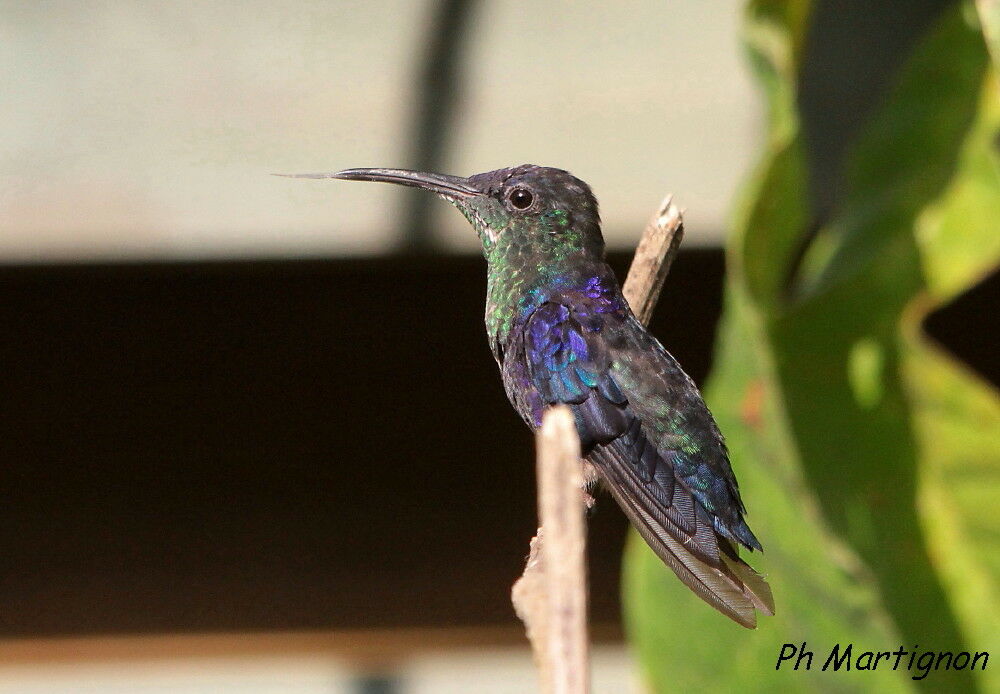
522, 300, 773, 628
604, 312, 762, 551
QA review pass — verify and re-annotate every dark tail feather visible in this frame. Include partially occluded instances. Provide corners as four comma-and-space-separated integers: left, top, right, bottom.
606, 476, 771, 628
721, 550, 774, 617
591, 444, 774, 628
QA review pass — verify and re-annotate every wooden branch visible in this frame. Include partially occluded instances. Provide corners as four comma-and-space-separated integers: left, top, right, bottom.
512, 195, 685, 693
622, 195, 685, 326
512, 406, 587, 693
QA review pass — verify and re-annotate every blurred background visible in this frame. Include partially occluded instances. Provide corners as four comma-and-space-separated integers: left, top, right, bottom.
1, 1, 997, 692
1, 0, 754, 258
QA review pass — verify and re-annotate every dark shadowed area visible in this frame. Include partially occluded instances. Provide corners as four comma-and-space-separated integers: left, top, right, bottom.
0, 251, 993, 636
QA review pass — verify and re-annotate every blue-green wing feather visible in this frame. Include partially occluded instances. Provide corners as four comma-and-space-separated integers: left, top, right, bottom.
511, 297, 773, 627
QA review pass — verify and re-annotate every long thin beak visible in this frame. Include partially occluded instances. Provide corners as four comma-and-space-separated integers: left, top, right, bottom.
275, 168, 481, 199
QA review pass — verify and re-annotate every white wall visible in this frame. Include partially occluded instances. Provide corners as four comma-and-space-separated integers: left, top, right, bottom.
0, 0, 760, 260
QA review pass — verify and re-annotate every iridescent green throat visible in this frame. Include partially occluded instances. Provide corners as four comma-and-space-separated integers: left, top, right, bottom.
474, 210, 602, 350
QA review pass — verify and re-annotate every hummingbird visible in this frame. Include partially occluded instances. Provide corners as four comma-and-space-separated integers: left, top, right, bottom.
285, 164, 774, 628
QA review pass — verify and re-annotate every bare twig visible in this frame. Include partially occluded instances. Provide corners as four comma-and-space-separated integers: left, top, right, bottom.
512, 195, 686, 693
513, 406, 587, 693
622, 195, 685, 326
511, 532, 546, 645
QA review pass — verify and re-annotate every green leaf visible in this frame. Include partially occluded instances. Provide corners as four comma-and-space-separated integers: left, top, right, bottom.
625, 2, 999, 692
625, 290, 912, 692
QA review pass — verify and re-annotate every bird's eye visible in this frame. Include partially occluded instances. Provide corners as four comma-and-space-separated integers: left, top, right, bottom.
508, 187, 534, 210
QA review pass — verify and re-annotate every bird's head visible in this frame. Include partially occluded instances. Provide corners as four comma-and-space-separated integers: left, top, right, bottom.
283, 164, 605, 265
